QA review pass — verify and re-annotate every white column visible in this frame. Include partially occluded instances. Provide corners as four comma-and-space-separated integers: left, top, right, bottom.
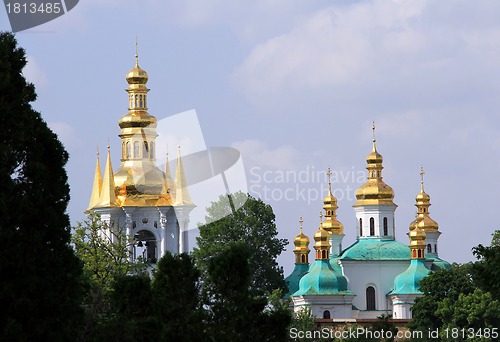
157, 207, 168, 258
123, 207, 135, 262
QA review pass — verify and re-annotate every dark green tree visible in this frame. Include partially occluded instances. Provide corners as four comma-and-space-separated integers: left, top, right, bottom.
408, 263, 475, 334
0, 32, 83, 340
194, 192, 288, 293
471, 230, 500, 300
151, 252, 206, 341
204, 242, 291, 342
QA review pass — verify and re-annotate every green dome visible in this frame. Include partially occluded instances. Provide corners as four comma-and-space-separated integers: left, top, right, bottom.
429, 257, 452, 271
285, 264, 309, 298
329, 256, 343, 274
294, 260, 353, 296
340, 239, 410, 261
391, 259, 430, 295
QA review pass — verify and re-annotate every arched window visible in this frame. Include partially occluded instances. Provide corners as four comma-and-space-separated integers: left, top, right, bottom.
135, 94, 138, 108
301, 254, 306, 263
150, 141, 155, 159
383, 217, 388, 236
143, 141, 148, 158
434, 244, 438, 253
139, 95, 143, 108
366, 286, 376, 310
126, 141, 131, 159
323, 310, 331, 319
427, 244, 432, 253
370, 217, 375, 236
321, 250, 327, 259
134, 141, 139, 158
417, 249, 423, 258
359, 218, 363, 236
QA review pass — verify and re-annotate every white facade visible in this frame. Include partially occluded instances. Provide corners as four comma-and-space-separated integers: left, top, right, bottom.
390, 294, 422, 319
339, 259, 409, 316
293, 294, 355, 319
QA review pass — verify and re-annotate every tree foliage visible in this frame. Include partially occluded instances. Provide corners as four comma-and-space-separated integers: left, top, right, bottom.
204, 242, 291, 341
0, 31, 83, 341
410, 231, 500, 339
194, 192, 288, 293
152, 252, 206, 341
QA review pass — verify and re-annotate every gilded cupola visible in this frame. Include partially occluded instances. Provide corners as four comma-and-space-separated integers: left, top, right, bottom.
314, 223, 331, 260
409, 167, 439, 232
353, 122, 396, 207
293, 217, 310, 264
320, 167, 344, 235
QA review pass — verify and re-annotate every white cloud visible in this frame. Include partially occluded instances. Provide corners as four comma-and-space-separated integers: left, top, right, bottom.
231, 0, 500, 111
23, 56, 47, 88
48, 121, 81, 149
231, 139, 298, 171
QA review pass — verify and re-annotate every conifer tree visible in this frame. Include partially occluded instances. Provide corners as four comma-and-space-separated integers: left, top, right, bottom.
0, 32, 83, 340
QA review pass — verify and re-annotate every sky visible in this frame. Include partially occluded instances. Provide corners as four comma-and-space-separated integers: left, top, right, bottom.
2, 0, 500, 275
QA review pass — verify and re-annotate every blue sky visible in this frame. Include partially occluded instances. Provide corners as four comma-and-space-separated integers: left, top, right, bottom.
3, 0, 500, 274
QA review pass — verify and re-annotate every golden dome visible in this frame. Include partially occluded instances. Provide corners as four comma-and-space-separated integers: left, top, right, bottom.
294, 216, 310, 252
409, 226, 426, 249
126, 56, 148, 85
411, 167, 439, 232
353, 124, 396, 207
314, 227, 331, 250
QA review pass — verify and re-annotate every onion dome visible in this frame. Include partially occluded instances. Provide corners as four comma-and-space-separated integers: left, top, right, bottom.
126, 55, 149, 85
293, 224, 351, 296
320, 167, 344, 234
391, 224, 430, 295
293, 216, 310, 264
353, 123, 396, 207
409, 167, 439, 232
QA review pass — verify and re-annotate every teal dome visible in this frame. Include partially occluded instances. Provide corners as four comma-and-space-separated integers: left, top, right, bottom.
284, 264, 309, 297
329, 256, 343, 274
293, 260, 353, 296
340, 239, 410, 261
391, 259, 430, 295
429, 257, 452, 271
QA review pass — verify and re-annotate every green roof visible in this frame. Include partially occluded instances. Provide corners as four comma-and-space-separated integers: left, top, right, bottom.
339, 238, 410, 261
390, 259, 430, 295
284, 264, 309, 297
293, 260, 353, 296
429, 257, 452, 271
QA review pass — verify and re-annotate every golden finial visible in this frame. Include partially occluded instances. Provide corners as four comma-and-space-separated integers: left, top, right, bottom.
372, 121, 377, 151
327, 166, 332, 194
135, 35, 139, 66
96, 145, 100, 157
299, 216, 303, 233
420, 166, 425, 192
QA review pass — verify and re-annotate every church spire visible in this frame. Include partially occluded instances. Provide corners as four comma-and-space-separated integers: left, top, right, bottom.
320, 166, 344, 235
353, 122, 396, 207
96, 146, 117, 207
293, 216, 310, 264
174, 146, 193, 206
87, 150, 102, 210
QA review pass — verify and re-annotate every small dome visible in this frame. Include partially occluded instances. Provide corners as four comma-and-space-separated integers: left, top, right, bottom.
391, 259, 430, 295
314, 227, 330, 247
126, 58, 148, 85
294, 231, 310, 250
366, 147, 383, 164
416, 190, 430, 202
293, 259, 351, 296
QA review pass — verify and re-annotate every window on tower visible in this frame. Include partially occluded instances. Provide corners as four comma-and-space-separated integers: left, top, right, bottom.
370, 217, 375, 236
143, 141, 148, 158
323, 310, 331, 319
427, 244, 432, 253
126, 141, 131, 159
383, 217, 388, 235
134, 141, 139, 158
150, 141, 155, 159
359, 218, 363, 236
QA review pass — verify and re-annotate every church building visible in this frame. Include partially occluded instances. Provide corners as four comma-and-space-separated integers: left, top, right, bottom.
87, 54, 195, 263
285, 127, 451, 320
